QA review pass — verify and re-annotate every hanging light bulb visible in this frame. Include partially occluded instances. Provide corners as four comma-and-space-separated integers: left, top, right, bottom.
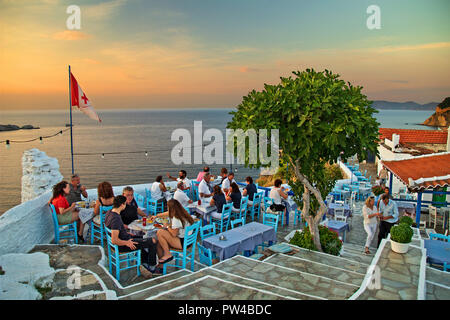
59, 130, 63, 135
145, 151, 148, 157
39, 137, 43, 144
6, 140, 10, 150
101, 153, 105, 159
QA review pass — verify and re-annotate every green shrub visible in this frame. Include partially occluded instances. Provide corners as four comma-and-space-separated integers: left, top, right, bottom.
390, 224, 413, 244
289, 225, 343, 256
372, 185, 384, 196
399, 216, 414, 227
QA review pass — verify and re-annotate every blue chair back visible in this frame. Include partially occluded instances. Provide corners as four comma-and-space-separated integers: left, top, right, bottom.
134, 192, 145, 209
191, 184, 199, 201
249, 192, 263, 221
231, 217, 245, 229
429, 233, 450, 242
214, 203, 232, 233
200, 224, 216, 241
239, 196, 248, 221
197, 243, 213, 266
104, 226, 141, 281
90, 205, 112, 246
263, 196, 273, 213
49, 203, 78, 244
263, 212, 280, 232
163, 220, 201, 274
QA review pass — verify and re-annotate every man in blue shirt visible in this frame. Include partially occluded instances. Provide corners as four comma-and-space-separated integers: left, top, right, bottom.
377, 193, 399, 247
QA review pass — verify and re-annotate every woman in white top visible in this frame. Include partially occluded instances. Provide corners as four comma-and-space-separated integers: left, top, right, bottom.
152, 199, 194, 264
269, 179, 289, 211
362, 196, 379, 254
151, 175, 167, 200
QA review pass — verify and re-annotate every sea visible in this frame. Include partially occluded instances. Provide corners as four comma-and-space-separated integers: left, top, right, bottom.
0, 108, 436, 215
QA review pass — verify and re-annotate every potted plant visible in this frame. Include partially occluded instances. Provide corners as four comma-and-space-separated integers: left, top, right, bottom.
390, 223, 413, 254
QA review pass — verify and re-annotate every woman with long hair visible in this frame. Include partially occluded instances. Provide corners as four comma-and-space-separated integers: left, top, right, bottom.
226, 182, 242, 213
50, 181, 84, 240
93, 181, 115, 217
152, 199, 195, 264
362, 195, 379, 254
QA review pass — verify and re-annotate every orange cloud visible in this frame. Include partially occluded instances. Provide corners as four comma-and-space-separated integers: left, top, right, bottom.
52, 30, 92, 41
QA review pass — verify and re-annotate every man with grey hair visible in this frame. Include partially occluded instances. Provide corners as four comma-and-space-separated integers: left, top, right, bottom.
121, 186, 147, 226
66, 174, 88, 205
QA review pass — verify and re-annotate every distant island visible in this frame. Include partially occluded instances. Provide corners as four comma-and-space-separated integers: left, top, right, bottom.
0, 124, 40, 132
371, 100, 439, 111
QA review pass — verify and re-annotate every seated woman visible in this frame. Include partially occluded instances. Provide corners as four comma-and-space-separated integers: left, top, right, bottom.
152, 199, 195, 264
209, 185, 227, 222
269, 179, 289, 213
226, 182, 242, 213
50, 181, 84, 241
93, 181, 115, 217
242, 176, 257, 206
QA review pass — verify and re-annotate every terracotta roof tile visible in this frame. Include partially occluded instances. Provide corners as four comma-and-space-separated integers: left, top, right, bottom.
379, 128, 447, 144
382, 153, 450, 191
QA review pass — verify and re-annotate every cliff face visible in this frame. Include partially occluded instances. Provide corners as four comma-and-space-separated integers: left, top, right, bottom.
423, 97, 450, 128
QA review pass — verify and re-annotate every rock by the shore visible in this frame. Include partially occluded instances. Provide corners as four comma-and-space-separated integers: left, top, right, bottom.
423, 97, 450, 128
0, 124, 40, 131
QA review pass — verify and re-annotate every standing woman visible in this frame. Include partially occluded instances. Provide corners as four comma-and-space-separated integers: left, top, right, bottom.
50, 181, 84, 241
153, 199, 194, 264
362, 196, 379, 254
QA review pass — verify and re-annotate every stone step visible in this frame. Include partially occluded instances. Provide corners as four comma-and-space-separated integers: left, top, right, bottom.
426, 282, 450, 300
212, 255, 360, 300
343, 242, 377, 252
119, 270, 206, 300
288, 244, 369, 274
426, 267, 450, 288
264, 253, 365, 286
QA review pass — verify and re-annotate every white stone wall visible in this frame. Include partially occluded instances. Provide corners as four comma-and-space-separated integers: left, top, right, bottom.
21, 148, 63, 203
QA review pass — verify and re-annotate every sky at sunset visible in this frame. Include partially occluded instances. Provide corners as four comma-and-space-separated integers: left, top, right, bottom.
0, 0, 449, 110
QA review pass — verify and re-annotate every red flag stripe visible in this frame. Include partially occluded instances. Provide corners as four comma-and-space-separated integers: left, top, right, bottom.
70, 73, 79, 107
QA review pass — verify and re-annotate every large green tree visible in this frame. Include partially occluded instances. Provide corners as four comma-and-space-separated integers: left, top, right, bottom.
227, 69, 380, 252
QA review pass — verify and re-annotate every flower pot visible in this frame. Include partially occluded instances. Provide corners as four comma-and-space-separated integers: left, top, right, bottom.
390, 240, 410, 254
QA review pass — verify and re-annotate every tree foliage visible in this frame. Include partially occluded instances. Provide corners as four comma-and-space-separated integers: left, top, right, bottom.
227, 69, 380, 251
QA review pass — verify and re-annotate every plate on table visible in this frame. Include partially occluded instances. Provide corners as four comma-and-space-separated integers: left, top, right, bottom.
155, 217, 169, 225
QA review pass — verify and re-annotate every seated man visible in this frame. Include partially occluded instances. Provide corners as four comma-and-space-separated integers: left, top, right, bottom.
198, 172, 214, 200
104, 195, 159, 277
66, 174, 88, 206
173, 182, 193, 208
121, 186, 147, 227
196, 166, 216, 182
222, 172, 236, 195
166, 170, 191, 191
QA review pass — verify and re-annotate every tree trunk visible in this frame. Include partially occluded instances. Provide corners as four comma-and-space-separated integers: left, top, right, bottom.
289, 158, 328, 252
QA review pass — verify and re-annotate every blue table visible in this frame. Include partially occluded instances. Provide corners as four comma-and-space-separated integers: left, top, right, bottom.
202, 222, 276, 260
326, 220, 350, 242
424, 239, 450, 267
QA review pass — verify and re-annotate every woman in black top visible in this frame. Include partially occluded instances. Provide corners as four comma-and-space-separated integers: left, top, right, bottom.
226, 182, 241, 213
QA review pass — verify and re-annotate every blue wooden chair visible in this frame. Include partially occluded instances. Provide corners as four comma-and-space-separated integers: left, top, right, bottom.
146, 198, 165, 216
49, 204, 78, 244
211, 203, 232, 234
429, 233, 450, 242
231, 217, 245, 229
256, 212, 279, 252
248, 192, 263, 222
163, 220, 201, 275
134, 192, 146, 212
90, 205, 112, 246
200, 223, 216, 240
104, 227, 141, 281
238, 196, 248, 222
264, 196, 285, 225
191, 182, 200, 201
197, 243, 213, 266
293, 208, 304, 226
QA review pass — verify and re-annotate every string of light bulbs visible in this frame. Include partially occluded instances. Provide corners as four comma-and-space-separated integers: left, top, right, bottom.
1, 128, 71, 149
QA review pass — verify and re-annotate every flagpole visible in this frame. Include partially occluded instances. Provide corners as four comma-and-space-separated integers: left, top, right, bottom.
69, 65, 75, 175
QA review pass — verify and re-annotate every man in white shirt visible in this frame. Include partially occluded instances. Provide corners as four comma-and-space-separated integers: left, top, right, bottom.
199, 172, 213, 200
377, 194, 399, 247
173, 182, 193, 208
222, 172, 236, 195
166, 170, 191, 190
